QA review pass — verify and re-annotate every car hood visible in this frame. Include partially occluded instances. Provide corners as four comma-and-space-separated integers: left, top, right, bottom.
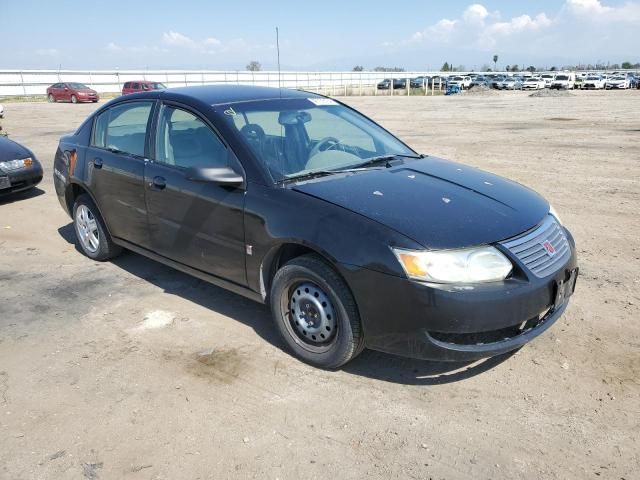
0, 136, 31, 162
292, 157, 549, 249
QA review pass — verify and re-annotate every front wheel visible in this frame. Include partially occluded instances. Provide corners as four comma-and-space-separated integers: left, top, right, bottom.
73, 194, 122, 261
48, 94, 55, 103
71, 95, 78, 104
270, 254, 365, 369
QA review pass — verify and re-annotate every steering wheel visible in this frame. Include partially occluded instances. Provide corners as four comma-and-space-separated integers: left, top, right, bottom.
309, 136, 341, 158
240, 123, 266, 152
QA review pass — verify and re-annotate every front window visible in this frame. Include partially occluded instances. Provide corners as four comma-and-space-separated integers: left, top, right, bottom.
152, 82, 167, 89
220, 98, 415, 182
155, 105, 227, 169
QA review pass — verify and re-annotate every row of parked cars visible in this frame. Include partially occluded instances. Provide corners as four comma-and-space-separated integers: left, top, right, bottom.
377, 71, 640, 91
45, 80, 167, 103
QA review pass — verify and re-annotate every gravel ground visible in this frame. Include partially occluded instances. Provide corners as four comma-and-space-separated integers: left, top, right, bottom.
1, 90, 639, 479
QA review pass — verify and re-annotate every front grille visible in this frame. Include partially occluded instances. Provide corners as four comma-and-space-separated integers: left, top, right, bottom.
501, 215, 570, 278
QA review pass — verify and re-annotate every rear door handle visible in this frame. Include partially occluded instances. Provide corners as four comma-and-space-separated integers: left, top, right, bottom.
93, 157, 103, 169
151, 176, 166, 190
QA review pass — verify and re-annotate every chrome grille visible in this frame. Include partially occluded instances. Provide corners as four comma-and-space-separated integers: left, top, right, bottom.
501, 215, 570, 278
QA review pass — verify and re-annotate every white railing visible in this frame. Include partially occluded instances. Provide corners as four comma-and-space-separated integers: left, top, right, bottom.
0, 69, 457, 97
3, 68, 635, 98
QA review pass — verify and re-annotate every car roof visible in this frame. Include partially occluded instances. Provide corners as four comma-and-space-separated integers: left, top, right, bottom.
161, 85, 321, 106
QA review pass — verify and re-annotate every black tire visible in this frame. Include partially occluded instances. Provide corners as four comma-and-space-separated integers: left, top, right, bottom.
270, 254, 365, 369
48, 94, 55, 103
72, 194, 122, 261
71, 95, 78, 104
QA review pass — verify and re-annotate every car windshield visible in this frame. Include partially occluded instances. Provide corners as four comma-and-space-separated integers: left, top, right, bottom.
555, 75, 569, 80
586, 76, 600, 80
69, 83, 89, 89
153, 82, 167, 89
612, 76, 625, 80
542, 75, 553, 79
220, 97, 416, 182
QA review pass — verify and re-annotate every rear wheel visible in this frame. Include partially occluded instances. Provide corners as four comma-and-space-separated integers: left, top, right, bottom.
270, 254, 365, 369
48, 94, 55, 103
73, 194, 122, 261
71, 95, 78, 104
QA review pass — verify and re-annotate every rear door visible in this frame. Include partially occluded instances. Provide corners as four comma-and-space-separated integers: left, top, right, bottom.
144, 103, 246, 285
61, 83, 72, 101
86, 100, 155, 247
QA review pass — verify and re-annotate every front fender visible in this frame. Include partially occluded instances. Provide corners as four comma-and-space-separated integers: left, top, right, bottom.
243, 183, 422, 295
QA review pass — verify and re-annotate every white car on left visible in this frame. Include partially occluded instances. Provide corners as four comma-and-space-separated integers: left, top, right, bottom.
522, 77, 546, 90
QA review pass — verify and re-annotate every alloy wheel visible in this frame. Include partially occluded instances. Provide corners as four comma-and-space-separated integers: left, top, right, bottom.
76, 204, 100, 253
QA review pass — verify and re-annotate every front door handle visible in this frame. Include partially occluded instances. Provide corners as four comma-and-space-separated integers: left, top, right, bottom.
151, 176, 166, 190
93, 157, 103, 169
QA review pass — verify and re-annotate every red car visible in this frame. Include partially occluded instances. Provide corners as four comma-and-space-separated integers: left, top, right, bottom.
121, 81, 167, 95
47, 83, 99, 103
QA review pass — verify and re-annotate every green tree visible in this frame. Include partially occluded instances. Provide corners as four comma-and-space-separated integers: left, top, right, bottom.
510, 64, 520, 72
352, 65, 364, 72
549, 66, 557, 71
441, 62, 451, 72
527, 65, 536, 72
493, 54, 499, 70
246, 61, 261, 71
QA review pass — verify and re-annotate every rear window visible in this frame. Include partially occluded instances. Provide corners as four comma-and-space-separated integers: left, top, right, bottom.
92, 101, 153, 157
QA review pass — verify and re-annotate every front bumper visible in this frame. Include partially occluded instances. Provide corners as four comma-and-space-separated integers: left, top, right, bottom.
77, 94, 99, 102
339, 230, 578, 361
0, 162, 43, 194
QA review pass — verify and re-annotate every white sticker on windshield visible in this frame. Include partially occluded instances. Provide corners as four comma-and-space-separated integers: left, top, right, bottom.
308, 98, 338, 106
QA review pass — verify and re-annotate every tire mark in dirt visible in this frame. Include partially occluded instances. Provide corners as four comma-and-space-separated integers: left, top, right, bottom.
0, 371, 8, 405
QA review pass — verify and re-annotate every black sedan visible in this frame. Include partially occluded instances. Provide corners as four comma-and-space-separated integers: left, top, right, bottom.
0, 135, 43, 195
377, 78, 406, 90
53, 85, 577, 368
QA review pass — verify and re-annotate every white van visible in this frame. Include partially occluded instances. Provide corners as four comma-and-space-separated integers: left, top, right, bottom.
551, 72, 576, 90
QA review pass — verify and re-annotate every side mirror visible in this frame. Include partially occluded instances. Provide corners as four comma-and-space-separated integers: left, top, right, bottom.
185, 165, 244, 188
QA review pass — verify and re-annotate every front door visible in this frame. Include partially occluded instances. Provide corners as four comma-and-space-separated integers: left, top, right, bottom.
145, 103, 246, 285
86, 100, 155, 247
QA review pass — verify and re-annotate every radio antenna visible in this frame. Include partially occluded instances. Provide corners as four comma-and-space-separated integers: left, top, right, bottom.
276, 27, 282, 93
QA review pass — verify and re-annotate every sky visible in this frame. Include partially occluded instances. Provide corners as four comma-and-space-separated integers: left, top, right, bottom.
0, 0, 638, 70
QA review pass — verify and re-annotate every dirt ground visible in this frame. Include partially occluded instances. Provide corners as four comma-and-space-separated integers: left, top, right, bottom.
1, 90, 639, 480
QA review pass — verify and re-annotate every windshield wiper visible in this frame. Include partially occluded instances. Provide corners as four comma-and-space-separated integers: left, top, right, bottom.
350, 153, 423, 170
280, 166, 386, 184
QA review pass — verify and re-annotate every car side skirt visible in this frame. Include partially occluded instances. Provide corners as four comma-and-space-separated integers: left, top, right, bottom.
113, 237, 264, 304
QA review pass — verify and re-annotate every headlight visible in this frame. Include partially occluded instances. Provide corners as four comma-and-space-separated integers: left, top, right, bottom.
549, 205, 562, 225
0, 157, 32, 171
392, 246, 512, 284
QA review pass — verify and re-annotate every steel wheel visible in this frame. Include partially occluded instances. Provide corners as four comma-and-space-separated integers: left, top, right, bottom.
281, 280, 338, 353
75, 204, 99, 253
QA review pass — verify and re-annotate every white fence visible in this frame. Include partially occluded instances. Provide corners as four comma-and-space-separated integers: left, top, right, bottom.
0, 69, 457, 97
